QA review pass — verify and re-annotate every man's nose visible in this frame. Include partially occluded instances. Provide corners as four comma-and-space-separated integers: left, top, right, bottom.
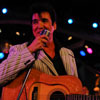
38, 21, 44, 28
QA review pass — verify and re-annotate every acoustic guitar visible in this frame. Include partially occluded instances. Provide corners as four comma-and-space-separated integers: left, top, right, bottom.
1, 69, 100, 100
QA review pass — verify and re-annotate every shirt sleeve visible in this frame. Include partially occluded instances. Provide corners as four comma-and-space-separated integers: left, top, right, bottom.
0, 43, 35, 86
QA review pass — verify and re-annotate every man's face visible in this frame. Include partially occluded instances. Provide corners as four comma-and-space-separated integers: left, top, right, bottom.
32, 12, 56, 40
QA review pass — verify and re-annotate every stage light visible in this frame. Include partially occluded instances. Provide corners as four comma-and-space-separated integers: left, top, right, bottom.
68, 36, 72, 40
16, 32, 20, 36
0, 29, 2, 33
80, 50, 86, 56
87, 48, 93, 54
0, 52, 4, 59
2, 8, 8, 14
23, 33, 26, 36
92, 22, 98, 28
84, 45, 88, 49
68, 19, 73, 24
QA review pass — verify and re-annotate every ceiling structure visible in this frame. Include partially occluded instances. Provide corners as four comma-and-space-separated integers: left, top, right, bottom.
0, 0, 100, 94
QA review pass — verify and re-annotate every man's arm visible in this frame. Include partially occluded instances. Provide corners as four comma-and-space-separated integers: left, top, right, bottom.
0, 43, 35, 86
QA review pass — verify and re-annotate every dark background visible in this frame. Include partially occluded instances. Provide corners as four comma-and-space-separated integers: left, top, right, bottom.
0, 0, 100, 95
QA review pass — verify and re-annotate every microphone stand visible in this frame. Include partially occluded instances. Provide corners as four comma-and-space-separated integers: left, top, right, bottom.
17, 62, 34, 100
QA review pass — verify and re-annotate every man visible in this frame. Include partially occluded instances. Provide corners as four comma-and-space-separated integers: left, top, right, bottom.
0, 3, 87, 100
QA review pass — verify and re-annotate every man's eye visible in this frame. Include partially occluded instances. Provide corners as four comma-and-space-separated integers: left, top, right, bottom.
42, 19, 48, 22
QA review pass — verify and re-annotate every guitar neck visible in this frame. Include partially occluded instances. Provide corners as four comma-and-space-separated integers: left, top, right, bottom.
66, 94, 100, 100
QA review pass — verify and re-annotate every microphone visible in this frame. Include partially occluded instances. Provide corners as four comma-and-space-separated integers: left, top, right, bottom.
35, 29, 50, 59
40, 29, 50, 37
40, 29, 50, 47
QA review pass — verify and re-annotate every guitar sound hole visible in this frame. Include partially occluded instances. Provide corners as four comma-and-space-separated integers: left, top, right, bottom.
50, 91, 65, 100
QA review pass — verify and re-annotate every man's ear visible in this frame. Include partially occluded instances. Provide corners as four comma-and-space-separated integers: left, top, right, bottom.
53, 22, 57, 30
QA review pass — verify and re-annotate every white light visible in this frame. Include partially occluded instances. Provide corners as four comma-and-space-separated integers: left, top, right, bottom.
92, 22, 98, 28
2, 8, 8, 14
68, 19, 73, 24
0, 29, 2, 33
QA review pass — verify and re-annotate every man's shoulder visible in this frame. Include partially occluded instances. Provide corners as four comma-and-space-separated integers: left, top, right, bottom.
60, 47, 75, 57
60, 47, 72, 52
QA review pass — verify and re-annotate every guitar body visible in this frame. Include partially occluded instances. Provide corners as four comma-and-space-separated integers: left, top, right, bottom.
1, 69, 83, 100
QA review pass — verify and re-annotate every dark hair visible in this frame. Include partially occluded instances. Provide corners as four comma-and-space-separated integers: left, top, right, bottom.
30, 2, 56, 25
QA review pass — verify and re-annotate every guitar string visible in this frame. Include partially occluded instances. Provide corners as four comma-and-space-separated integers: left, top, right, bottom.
24, 82, 100, 100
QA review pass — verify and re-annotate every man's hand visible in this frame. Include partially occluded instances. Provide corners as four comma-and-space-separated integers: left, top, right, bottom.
28, 35, 49, 53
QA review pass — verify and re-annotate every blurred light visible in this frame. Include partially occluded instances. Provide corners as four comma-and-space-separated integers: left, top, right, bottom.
23, 33, 26, 36
2, 42, 10, 54
0, 52, 4, 59
16, 32, 20, 36
68, 36, 72, 40
0, 29, 2, 33
96, 74, 99, 77
68, 19, 73, 24
94, 87, 100, 92
92, 22, 98, 28
87, 48, 93, 54
80, 50, 86, 56
84, 45, 88, 49
2, 8, 8, 14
